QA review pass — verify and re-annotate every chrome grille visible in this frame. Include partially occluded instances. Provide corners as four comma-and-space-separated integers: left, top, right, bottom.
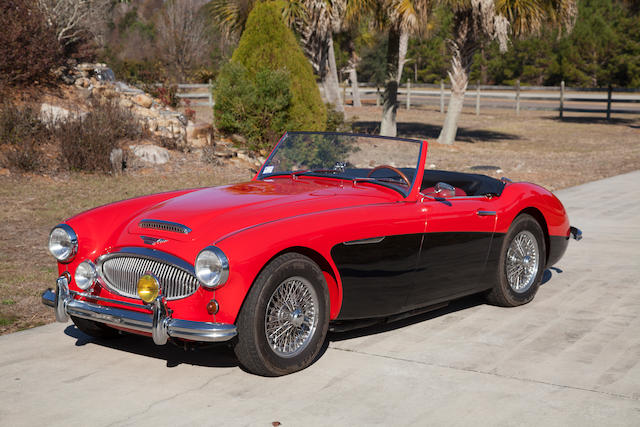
100, 256, 199, 300
138, 219, 191, 234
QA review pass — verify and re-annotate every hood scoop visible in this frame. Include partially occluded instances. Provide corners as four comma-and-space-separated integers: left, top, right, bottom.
138, 219, 192, 234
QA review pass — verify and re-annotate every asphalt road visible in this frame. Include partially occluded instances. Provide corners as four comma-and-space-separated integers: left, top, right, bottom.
1, 171, 639, 426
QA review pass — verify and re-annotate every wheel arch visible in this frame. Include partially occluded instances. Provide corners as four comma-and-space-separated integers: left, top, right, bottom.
516, 207, 550, 264
239, 246, 343, 321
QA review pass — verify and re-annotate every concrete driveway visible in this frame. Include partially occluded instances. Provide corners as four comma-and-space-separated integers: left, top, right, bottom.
1, 171, 639, 426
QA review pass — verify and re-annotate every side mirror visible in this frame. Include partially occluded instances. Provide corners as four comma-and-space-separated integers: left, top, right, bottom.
435, 182, 456, 198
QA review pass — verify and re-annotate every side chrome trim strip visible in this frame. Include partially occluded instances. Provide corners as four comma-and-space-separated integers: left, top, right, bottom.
344, 236, 386, 246
476, 210, 497, 216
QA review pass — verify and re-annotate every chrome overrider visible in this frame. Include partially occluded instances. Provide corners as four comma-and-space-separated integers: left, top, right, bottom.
42, 274, 237, 345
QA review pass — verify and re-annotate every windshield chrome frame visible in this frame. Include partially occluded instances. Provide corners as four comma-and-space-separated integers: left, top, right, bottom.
255, 131, 426, 199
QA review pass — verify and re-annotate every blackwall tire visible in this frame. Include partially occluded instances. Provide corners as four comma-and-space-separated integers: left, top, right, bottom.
233, 253, 330, 376
486, 214, 546, 307
71, 315, 121, 339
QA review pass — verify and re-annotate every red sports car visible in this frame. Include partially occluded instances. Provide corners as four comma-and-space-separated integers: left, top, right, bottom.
42, 132, 581, 376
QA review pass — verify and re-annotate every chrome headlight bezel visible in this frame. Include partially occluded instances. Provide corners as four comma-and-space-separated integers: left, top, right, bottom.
195, 246, 229, 289
74, 260, 97, 291
48, 224, 78, 263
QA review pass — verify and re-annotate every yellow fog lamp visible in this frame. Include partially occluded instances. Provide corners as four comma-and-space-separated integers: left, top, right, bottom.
137, 274, 160, 303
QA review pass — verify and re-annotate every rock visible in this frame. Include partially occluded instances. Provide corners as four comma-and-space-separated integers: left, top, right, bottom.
109, 148, 125, 174
186, 122, 212, 141
129, 144, 170, 165
214, 146, 236, 158
190, 137, 209, 148
101, 89, 117, 99
119, 98, 133, 109
40, 103, 71, 123
61, 75, 75, 85
75, 77, 90, 88
231, 134, 247, 145
77, 63, 94, 71
0, 168, 10, 176
132, 94, 153, 108
147, 119, 158, 132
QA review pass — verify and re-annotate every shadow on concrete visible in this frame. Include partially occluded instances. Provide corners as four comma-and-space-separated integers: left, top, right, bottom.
64, 325, 238, 369
547, 116, 636, 125
62, 268, 563, 370
352, 121, 521, 143
541, 267, 563, 286
328, 293, 485, 343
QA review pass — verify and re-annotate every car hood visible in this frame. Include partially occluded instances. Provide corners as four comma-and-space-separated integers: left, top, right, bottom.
122, 177, 399, 246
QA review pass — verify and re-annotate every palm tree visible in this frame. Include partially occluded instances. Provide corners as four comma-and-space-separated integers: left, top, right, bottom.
347, 0, 431, 136
437, 0, 577, 145
207, 0, 345, 111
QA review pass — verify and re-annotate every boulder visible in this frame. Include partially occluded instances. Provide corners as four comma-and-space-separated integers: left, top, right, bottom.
129, 144, 170, 165
119, 98, 133, 109
186, 122, 212, 141
132, 94, 153, 108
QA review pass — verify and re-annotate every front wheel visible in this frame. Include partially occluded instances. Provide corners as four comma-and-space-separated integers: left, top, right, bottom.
233, 253, 330, 376
486, 214, 546, 307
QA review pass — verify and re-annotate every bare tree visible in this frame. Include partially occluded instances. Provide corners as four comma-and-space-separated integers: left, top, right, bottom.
37, 0, 111, 48
156, 0, 211, 81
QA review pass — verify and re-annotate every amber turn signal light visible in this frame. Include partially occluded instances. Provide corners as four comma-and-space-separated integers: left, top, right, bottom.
137, 274, 160, 303
206, 299, 219, 315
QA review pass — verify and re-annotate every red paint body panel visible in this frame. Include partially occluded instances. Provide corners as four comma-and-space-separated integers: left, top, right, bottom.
54, 137, 573, 333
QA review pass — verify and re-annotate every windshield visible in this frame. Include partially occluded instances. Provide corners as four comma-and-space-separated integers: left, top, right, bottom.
258, 132, 423, 196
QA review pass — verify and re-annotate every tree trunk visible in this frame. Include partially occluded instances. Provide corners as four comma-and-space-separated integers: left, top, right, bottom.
437, 47, 470, 145
438, 11, 476, 145
348, 65, 362, 107
322, 34, 344, 112
380, 24, 404, 137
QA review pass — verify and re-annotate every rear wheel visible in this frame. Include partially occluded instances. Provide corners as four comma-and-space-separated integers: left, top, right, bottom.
233, 253, 329, 376
71, 316, 121, 339
486, 214, 546, 307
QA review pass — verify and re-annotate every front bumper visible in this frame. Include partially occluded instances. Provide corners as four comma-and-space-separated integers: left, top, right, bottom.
42, 275, 237, 345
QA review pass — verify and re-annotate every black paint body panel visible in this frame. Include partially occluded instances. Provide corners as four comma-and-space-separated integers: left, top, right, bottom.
331, 234, 422, 319
333, 232, 501, 320
408, 232, 495, 309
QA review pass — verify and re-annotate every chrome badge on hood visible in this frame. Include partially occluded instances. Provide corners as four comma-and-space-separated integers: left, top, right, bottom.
140, 236, 168, 246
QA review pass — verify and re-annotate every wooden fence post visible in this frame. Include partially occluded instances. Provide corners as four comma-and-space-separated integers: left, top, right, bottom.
343, 81, 347, 107
406, 79, 411, 110
516, 79, 520, 115
475, 80, 480, 116
606, 84, 612, 120
208, 79, 213, 108
559, 80, 565, 119
440, 80, 444, 113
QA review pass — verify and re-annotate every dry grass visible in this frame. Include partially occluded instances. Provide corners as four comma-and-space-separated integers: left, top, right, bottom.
1, 105, 638, 334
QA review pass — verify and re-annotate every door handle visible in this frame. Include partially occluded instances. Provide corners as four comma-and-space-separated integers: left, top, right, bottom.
476, 210, 496, 216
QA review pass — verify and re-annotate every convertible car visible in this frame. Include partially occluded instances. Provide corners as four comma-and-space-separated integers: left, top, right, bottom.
42, 132, 581, 376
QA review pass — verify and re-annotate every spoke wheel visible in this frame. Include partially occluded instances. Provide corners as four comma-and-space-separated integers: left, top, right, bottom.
265, 276, 319, 358
506, 230, 539, 294
234, 253, 329, 376
486, 214, 546, 307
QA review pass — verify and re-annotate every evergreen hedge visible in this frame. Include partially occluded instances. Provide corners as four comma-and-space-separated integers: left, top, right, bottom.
214, 1, 326, 151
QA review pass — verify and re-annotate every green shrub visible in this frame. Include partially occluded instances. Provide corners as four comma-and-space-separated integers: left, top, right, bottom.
58, 100, 142, 172
215, 63, 292, 152
215, 1, 326, 151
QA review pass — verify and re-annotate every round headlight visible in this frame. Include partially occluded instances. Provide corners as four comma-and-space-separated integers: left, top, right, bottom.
195, 246, 229, 289
75, 260, 97, 291
48, 224, 78, 263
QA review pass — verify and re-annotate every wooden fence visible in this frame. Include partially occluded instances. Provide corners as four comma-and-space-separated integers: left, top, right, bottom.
172, 80, 640, 119
175, 81, 214, 107
346, 80, 640, 119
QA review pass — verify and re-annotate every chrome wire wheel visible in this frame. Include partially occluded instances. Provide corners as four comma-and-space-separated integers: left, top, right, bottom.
506, 230, 540, 293
264, 276, 319, 358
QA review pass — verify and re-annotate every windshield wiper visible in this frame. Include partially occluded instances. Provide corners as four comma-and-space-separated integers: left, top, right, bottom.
295, 169, 341, 176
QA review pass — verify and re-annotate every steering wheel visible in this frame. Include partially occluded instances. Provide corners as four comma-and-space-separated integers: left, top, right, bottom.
366, 165, 411, 186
